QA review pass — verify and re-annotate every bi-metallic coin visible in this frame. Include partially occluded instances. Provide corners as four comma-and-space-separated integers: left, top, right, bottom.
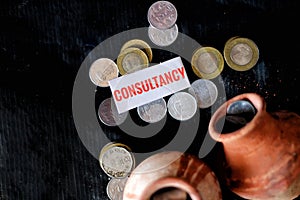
120, 39, 153, 62
223, 37, 259, 71
191, 47, 224, 79
147, 1, 177, 30
117, 47, 149, 75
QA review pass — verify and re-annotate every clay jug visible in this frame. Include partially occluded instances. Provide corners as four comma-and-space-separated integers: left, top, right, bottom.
208, 93, 300, 200
123, 151, 222, 200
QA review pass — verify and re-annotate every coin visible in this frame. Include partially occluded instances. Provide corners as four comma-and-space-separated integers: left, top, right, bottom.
120, 39, 153, 62
148, 24, 178, 47
89, 58, 119, 87
137, 98, 167, 123
167, 92, 197, 121
98, 97, 128, 126
188, 79, 218, 109
191, 47, 224, 79
223, 37, 259, 71
99, 142, 135, 179
147, 1, 177, 30
117, 47, 149, 75
106, 176, 129, 200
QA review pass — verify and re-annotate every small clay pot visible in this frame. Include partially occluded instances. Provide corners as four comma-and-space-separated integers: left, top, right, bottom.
209, 93, 300, 200
123, 151, 222, 200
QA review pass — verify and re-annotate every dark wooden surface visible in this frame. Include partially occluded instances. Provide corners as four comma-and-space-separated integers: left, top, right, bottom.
1, 0, 300, 199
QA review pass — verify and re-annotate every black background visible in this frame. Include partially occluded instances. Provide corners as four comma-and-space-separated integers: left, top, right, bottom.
1, 0, 300, 199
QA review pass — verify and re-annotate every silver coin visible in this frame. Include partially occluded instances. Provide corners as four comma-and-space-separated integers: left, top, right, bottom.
148, 24, 178, 47
106, 176, 129, 200
147, 1, 177, 30
188, 79, 218, 109
89, 58, 119, 87
167, 92, 197, 121
137, 98, 167, 123
98, 97, 128, 126
99, 144, 135, 179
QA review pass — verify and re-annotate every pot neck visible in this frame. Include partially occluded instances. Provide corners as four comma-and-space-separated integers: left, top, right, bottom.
209, 93, 276, 153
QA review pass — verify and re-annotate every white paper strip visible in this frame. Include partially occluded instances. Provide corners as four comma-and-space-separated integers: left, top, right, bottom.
109, 57, 191, 114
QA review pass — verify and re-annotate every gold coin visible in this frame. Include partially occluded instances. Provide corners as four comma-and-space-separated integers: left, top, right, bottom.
224, 35, 240, 45
191, 46, 224, 79
224, 37, 259, 71
120, 39, 153, 62
117, 47, 149, 75
99, 142, 135, 179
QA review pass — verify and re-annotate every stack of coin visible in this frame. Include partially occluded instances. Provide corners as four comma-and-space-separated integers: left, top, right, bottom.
89, 58, 119, 87
117, 39, 152, 75
147, 1, 179, 46
223, 36, 259, 71
191, 46, 224, 79
99, 142, 135, 179
120, 39, 153, 62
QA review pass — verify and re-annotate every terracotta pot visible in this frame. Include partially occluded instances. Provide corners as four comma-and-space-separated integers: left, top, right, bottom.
123, 151, 222, 200
208, 93, 300, 200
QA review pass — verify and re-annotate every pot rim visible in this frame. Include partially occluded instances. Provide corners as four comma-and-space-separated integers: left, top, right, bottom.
208, 93, 265, 142
142, 176, 202, 200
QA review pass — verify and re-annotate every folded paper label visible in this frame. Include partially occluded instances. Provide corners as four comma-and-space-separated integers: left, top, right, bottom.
109, 57, 191, 114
